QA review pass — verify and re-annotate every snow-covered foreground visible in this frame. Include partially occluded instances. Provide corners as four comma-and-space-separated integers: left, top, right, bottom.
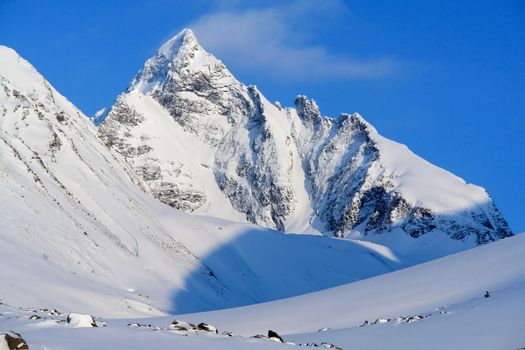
1, 232, 523, 349
290, 282, 525, 350
177, 229, 525, 336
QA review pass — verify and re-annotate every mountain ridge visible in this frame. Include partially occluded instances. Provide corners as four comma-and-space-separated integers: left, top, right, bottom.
0, 44, 414, 315
97, 29, 511, 252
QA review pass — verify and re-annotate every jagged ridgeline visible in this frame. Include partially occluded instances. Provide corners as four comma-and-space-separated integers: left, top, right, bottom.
98, 28, 511, 245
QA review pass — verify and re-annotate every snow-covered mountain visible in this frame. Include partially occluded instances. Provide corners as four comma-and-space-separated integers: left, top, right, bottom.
0, 33, 521, 350
0, 45, 410, 316
98, 28, 511, 249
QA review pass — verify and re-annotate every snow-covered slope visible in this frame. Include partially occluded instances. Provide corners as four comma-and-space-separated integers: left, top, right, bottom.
1, 230, 522, 349
176, 231, 525, 349
178, 231, 525, 336
98, 29, 512, 253
0, 45, 410, 316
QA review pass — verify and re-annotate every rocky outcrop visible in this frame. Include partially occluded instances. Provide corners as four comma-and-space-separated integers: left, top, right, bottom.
0, 331, 29, 350
267, 330, 284, 343
168, 319, 219, 334
66, 313, 98, 328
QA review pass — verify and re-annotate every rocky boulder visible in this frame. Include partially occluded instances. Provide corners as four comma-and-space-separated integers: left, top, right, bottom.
0, 331, 29, 350
66, 313, 98, 328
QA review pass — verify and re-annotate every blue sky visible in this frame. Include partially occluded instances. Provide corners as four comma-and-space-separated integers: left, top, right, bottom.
1, 0, 524, 232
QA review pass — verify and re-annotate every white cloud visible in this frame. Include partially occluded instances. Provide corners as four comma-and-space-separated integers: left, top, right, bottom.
190, 1, 399, 81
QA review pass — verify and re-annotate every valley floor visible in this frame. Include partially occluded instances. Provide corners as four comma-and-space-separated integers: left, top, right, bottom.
2, 232, 524, 350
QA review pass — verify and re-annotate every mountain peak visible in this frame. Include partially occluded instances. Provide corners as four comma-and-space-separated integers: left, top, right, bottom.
0, 45, 54, 97
295, 95, 321, 124
157, 28, 199, 59
127, 27, 229, 94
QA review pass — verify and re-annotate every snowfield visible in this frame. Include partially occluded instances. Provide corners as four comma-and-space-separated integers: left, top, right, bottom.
178, 229, 525, 336
1, 232, 523, 349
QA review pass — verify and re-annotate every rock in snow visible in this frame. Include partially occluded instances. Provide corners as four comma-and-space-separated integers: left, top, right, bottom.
267, 329, 284, 343
0, 331, 29, 350
197, 322, 218, 333
168, 319, 196, 332
168, 320, 219, 334
99, 28, 511, 246
66, 313, 97, 328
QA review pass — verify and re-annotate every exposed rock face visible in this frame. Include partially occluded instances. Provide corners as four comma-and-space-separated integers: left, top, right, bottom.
98, 28, 512, 246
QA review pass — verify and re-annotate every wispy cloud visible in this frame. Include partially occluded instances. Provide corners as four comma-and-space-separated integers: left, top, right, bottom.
190, 0, 399, 81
